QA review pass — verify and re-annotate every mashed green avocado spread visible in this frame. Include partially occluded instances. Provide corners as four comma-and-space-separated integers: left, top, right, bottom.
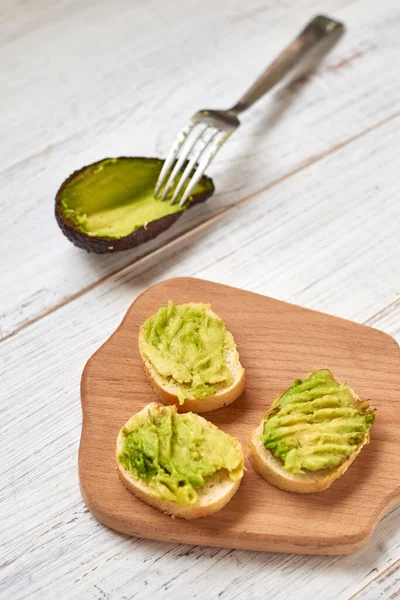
118, 405, 244, 505
141, 301, 234, 404
261, 370, 375, 474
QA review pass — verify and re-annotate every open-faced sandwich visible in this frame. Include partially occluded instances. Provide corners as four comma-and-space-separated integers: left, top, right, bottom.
116, 403, 245, 518
248, 369, 375, 493
138, 301, 245, 412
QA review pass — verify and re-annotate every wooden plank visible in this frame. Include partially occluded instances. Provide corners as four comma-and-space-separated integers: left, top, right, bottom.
1, 139, 400, 597
2, 0, 400, 338
0, 0, 391, 170
0, 300, 399, 600
0, 0, 91, 45
349, 559, 400, 600
367, 299, 400, 342
2, 0, 399, 172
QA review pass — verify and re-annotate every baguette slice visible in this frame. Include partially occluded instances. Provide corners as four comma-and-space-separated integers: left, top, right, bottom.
138, 303, 245, 413
248, 380, 373, 494
117, 403, 244, 519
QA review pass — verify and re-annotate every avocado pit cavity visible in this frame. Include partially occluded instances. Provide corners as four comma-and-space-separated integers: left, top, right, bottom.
55, 157, 214, 253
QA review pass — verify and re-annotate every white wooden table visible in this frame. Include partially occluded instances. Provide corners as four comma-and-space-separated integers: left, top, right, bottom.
1, 1, 399, 598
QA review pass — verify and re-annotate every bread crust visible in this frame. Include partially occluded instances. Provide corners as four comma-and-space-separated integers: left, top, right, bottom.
138, 303, 245, 413
248, 385, 372, 494
116, 403, 244, 518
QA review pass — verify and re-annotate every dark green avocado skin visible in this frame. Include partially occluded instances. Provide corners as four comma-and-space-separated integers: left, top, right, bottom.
55, 157, 215, 254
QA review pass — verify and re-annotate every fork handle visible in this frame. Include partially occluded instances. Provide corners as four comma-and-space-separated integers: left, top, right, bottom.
230, 15, 344, 114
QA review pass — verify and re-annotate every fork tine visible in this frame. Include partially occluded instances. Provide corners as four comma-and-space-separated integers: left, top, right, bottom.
159, 123, 208, 202
178, 130, 231, 207
170, 129, 220, 205
154, 121, 197, 198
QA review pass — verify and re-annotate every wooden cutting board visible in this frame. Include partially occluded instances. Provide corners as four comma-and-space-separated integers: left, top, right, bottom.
79, 277, 400, 555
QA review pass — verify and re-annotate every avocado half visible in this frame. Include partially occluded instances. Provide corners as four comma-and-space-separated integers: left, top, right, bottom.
55, 157, 215, 253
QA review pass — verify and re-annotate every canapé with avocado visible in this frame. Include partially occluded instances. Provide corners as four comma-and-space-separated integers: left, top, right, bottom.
116, 403, 244, 518
248, 369, 375, 493
138, 301, 245, 413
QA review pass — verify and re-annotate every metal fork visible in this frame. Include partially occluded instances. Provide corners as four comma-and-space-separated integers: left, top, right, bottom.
154, 15, 344, 207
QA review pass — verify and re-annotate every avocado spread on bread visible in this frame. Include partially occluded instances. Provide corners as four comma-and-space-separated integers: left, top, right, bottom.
140, 301, 234, 404
118, 405, 244, 505
261, 370, 375, 474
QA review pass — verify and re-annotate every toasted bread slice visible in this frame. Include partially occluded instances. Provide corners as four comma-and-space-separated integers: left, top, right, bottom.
248, 420, 370, 494
138, 303, 245, 413
248, 381, 373, 494
116, 403, 244, 519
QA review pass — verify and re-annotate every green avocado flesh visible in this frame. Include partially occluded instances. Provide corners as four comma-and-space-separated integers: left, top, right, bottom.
59, 158, 213, 239
261, 370, 375, 474
118, 405, 244, 505
141, 301, 234, 404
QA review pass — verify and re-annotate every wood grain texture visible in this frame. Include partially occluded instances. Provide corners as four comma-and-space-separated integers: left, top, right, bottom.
0, 291, 399, 599
1, 100, 400, 598
349, 558, 400, 599
1, 0, 400, 596
2, 0, 400, 338
79, 278, 400, 555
